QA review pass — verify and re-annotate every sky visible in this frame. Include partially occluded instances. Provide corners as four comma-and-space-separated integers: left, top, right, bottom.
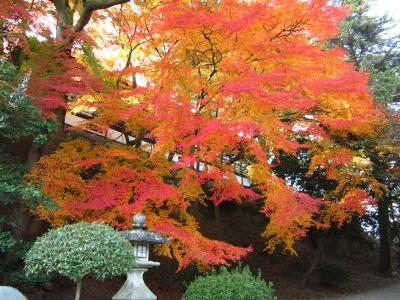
369, 0, 400, 35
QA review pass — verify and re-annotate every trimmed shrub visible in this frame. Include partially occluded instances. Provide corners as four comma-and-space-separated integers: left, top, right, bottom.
25, 222, 135, 300
182, 265, 276, 300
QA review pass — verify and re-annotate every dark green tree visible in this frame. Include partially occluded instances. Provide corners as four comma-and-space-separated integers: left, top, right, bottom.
0, 57, 58, 284
331, 0, 400, 274
331, 0, 400, 103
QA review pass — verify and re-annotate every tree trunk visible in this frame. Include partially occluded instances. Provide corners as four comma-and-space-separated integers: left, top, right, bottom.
214, 204, 220, 234
75, 279, 82, 300
191, 161, 201, 220
302, 230, 333, 287
16, 109, 65, 240
192, 201, 200, 221
26, 143, 42, 170
302, 237, 325, 287
378, 197, 392, 275
13, 200, 27, 240
40, 108, 66, 156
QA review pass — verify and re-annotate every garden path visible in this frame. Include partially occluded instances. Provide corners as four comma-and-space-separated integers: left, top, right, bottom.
336, 284, 400, 299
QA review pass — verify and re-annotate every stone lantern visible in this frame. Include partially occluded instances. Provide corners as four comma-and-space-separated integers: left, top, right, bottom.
113, 213, 171, 300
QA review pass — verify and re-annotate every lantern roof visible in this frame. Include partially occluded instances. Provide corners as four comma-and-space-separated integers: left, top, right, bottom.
121, 213, 171, 244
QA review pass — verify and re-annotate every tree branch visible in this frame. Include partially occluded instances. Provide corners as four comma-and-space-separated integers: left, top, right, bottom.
74, 0, 130, 32
50, 0, 69, 38
87, 0, 130, 10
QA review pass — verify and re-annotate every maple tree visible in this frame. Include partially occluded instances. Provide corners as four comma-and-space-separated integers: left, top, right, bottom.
24, 0, 388, 270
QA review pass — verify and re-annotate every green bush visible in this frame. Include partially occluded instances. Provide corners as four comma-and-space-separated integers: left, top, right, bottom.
0, 236, 42, 287
0, 231, 16, 253
182, 265, 276, 300
25, 222, 136, 300
7, 270, 50, 287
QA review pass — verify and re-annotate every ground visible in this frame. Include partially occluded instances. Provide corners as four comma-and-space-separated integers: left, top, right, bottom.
22, 202, 400, 299
337, 284, 400, 300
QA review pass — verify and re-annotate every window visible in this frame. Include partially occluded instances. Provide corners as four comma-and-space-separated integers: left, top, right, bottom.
136, 243, 148, 259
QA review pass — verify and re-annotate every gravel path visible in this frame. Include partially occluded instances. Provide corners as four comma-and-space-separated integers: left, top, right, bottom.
336, 284, 400, 299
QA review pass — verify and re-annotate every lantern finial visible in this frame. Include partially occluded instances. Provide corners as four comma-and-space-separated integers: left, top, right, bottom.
133, 213, 147, 229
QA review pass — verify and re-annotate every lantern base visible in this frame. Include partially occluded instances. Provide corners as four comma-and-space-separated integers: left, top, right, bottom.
112, 263, 159, 300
